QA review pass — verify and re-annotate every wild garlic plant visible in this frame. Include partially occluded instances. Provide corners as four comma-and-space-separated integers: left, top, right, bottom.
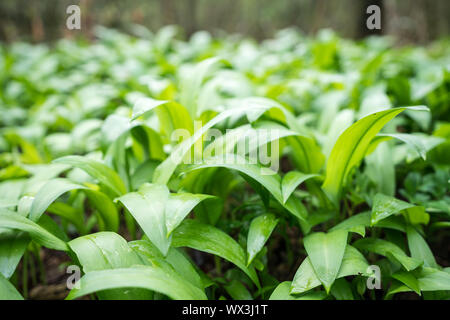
0, 27, 449, 300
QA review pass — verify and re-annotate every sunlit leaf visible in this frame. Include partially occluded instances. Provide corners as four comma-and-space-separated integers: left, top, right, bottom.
302, 229, 348, 293
53, 156, 127, 196
322, 106, 429, 205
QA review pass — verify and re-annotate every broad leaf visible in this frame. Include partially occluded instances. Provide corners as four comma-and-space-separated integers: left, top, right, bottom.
84, 189, 119, 232
0, 273, 23, 300
68, 232, 152, 300
187, 154, 309, 227
371, 193, 415, 226
0, 231, 28, 279
303, 229, 348, 292
68, 232, 143, 272
330, 211, 370, 237
291, 245, 369, 294
29, 178, 86, 222
116, 184, 171, 256
153, 104, 272, 185
353, 238, 422, 271
378, 133, 428, 160
330, 278, 354, 300
418, 267, 450, 291
406, 226, 438, 268
392, 270, 421, 295
131, 97, 169, 120
281, 171, 320, 203
0, 211, 68, 251
246, 213, 278, 265
66, 266, 207, 300
270, 281, 326, 300
224, 280, 253, 300
53, 155, 127, 196
130, 240, 204, 290
179, 57, 225, 117
171, 219, 259, 287
165, 192, 216, 236
322, 106, 429, 205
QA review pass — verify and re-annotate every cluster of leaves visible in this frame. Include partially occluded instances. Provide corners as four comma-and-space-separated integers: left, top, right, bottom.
0, 26, 449, 300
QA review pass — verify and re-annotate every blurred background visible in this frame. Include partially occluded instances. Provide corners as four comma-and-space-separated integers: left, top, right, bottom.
0, 0, 448, 44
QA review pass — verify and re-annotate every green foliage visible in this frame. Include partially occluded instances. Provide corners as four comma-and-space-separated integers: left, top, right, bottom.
0, 26, 448, 300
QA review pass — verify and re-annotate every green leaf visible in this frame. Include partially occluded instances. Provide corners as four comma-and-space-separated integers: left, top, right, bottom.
287, 136, 325, 174
0, 180, 25, 206
378, 133, 428, 160
179, 57, 225, 118
385, 280, 412, 299
330, 211, 370, 237
244, 99, 311, 154
322, 109, 355, 158
281, 171, 320, 203
0, 231, 28, 279
4, 132, 43, 164
189, 155, 280, 198
375, 216, 407, 233
130, 239, 204, 290
68, 232, 152, 300
130, 126, 165, 161
131, 97, 169, 120
153, 104, 272, 185
29, 178, 87, 222
131, 159, 159, 190
0, 199, 17, 208
392, 270, 421, 295
224, 280, 253, 300
37, 213, 70, 242
102, 119, 131, 191
303, 229, 348, 293
291, 245, 369, 294
246, 213, 278, 265
154, 101, 194, 139
270, 281, 326, 300
68, 232, 143, 273
187, 154, 309, 226
0, 211, 68, 251
371, 193, 415, 226
330, 278, 354, 300
47, 202, 84, 233
0, 272, 23, 300
353, 238, 422, 271
171, 219, 259, 287
165, 192, 216, 236
290, 257, 321, 294
165, 249, 205, 289
116, 184, 171, 256
53, 155, 127, 196
84, 189, 119, 232
66, 266, 207, 300
406, 226, 438, 268
336, 245, 371, 278
418, 267, 450, 291
404, 206, 430, 225
208, 121, 299, 158
365, 141, 395, 196
322, 106, 429, 205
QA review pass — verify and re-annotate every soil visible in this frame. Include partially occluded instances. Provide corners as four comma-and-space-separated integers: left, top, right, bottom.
25, 249, 72, 300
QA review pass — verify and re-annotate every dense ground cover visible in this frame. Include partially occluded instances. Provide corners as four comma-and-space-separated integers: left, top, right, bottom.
0, 27, 449, 300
